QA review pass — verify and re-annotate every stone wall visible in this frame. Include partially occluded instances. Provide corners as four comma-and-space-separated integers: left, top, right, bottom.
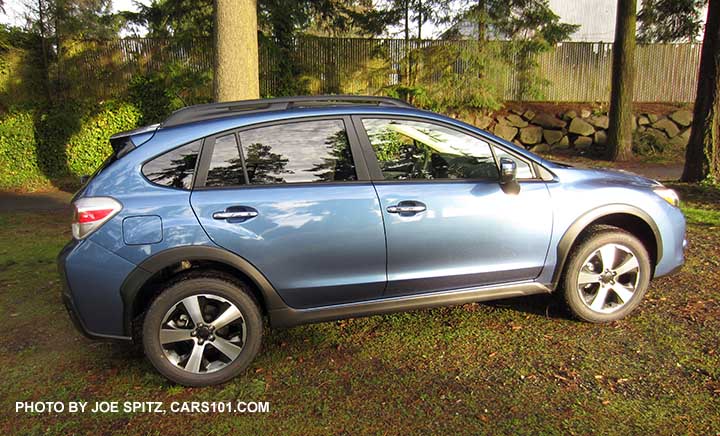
463, 107, 694, 155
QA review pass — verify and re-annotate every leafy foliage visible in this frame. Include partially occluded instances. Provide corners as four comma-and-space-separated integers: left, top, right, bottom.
121, 0, 213, 43
0, 111, 49, 190
128, 63, 212, 125
638, 0, 708, 43
445, 0, 579, 101
385, 42, 507, 111
54, 0, 121, 40
633, 130, 666, 156
0, 25, 50, 111
63, 101, 141, 176
22, 0, 122, 50
0, 101, 141, 190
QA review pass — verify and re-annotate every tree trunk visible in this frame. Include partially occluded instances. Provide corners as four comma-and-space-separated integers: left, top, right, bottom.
606, 0, 637, 161
36, 0, 51, 101
414, 1, 422, 86
417, 0, 422, 40
404, 0, 410, 86
477, 0, 486, 43
213, 0, 259, 102
54, 0, 62, 63
681, 0, 720, 182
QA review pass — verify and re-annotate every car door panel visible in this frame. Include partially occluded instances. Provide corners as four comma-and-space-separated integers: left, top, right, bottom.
191, 185, 387, 308
352, 115, 554, 297
375, 181, 553, 296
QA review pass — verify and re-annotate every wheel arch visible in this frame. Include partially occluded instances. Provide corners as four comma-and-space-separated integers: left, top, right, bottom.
120, 246, 289, 337
551, 204, 662, 289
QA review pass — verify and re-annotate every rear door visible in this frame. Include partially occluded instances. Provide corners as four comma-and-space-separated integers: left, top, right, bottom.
355, 115, 553, 297
190, 116, 387, 308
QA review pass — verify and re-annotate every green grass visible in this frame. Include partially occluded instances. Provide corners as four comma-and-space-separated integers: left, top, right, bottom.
0, 186, 719, 435
683, 207, 720, 226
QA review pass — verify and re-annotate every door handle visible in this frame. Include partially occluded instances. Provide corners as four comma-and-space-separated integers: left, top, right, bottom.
212, 207, 258, 220
387, 201, 427, 214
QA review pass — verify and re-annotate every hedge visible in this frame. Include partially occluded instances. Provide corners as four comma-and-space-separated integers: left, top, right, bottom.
0, 101, 141, 190
0, 111, 49, 191
64, 102, 141, 176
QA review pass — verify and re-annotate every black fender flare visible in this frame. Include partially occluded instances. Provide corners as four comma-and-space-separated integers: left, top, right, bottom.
550, 204, 663, 288
119, 246, 289, 336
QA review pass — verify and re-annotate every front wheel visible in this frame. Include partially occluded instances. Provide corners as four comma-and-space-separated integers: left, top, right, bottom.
562, 227, 651, 323
142, 274, 263, 386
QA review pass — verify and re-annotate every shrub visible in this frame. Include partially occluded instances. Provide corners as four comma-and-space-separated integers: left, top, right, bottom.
63, 101, 141, 176
0, 101, 141, 190
0, 111, 50, 190
128, 74, 174, 126
128, 64, 212, 125
633, 130, 666, 156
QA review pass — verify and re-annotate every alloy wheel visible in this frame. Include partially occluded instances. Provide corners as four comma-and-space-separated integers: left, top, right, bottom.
576, 243, 641, 314
159, 294, 247, 374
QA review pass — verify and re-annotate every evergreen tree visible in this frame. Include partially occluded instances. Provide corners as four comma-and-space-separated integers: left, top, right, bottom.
638, 0, 707, 43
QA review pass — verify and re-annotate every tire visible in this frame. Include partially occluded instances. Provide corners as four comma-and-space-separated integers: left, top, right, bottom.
142, 273, 263, 386
562, 226, 651, 323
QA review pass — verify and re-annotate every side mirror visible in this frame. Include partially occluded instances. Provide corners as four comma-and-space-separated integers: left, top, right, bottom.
499, 157, 517, 184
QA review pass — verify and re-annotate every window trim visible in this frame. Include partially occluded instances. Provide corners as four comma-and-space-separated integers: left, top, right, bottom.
193, 115, 371, 189
141, 139, 204, 191
351, 115, 542, 183
194, 131, 246, 189
489, 144, 538, 181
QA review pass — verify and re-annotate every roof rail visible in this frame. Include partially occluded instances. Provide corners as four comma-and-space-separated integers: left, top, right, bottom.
162, 95, 414, 127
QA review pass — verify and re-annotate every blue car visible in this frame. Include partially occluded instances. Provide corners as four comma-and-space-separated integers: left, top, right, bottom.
58, 96, 686, 386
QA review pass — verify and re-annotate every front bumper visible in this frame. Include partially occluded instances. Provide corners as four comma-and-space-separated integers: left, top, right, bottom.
662, 237, 688, 277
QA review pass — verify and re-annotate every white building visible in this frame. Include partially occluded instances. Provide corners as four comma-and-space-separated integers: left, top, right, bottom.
444, 0, 706, 43
547, 0, 620, 42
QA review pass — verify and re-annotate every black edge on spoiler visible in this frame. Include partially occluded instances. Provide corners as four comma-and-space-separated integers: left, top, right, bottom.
109, 124, 160, 158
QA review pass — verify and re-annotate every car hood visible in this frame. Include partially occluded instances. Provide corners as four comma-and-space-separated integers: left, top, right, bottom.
550, 164, 663, 189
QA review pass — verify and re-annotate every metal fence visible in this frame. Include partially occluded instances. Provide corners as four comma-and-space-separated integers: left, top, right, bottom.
65, 36, 701, 102
536, 41, 701, 101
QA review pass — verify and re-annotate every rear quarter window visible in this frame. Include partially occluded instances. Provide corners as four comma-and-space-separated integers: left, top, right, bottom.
142, 140, 202, 189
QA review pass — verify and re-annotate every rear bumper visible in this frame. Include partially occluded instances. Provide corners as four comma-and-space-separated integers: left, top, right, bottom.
60, 287, 97, 340
57, 238, 134, 341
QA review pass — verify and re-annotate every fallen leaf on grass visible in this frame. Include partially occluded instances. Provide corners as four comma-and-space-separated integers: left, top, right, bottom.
553, 374, 569, 382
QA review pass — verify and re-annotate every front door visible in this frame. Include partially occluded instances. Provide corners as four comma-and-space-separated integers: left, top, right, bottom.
190, 117, 387, 308
356, 116, 553, 297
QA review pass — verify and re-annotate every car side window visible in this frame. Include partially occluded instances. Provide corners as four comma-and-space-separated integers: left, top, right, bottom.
237, 119, 357, 184
142, 140, 201, 189
492, 146, 534, 179
362, 118, 498, 180
206, 133, 245, 187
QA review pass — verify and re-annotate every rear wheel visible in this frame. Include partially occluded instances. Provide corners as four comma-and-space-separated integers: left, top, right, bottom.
562, 227, 651, 323
142, 275, 262, 386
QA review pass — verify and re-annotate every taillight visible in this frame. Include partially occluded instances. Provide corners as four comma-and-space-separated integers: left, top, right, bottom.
72, 197, 122, 239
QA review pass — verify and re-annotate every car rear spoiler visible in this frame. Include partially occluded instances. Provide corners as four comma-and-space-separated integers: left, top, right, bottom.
109, 124, 160, 157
